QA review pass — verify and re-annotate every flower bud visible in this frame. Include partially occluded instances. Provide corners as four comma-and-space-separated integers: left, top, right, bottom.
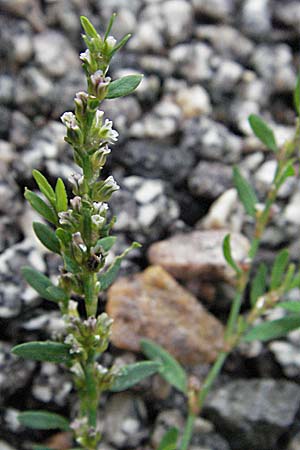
68, 173, 85, 195
74, 91, 89, 119
91, 145, 111, 171
70, 196, 82, 212
90, 70, 111, 100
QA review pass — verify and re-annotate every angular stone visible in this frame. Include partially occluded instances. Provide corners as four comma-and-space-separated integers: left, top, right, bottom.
106, 266, 224, 365
148, 230, 250, 282
205, 379, 300, 450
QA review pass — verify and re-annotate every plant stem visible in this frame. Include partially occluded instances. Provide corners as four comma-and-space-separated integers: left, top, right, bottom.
84, 272, 98, 317
179, 413, 196, 450
197, 351, 228, 410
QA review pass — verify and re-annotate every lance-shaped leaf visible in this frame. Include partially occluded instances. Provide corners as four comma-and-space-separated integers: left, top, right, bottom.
104, 12, 117, 41
110, 361, 161, 392
12, 341, 71, 363
98, 241, 141, 290
46, 286, 68, 303
32, 170, 56, 206
158, 428, 179, 450
21, 266, 61, 303
33, 222, 61, 254
80, 16, 99, 39
250, 263, 268, 306
270, 249, 289, 290
222, 234, 242, 274
141, 339, 188, 394
243, 315, 300, 342
18, 410, 70, 431
294, 73, 300, 116
25, 189, 58, 225
275, 159, 295, 189
277, 301, 300, 313
106, 75, 143, 99
96, 236, 117, 252
248, 114, 278, 152
233, 166, 257, 217
55, 178, 68, 212
110, 33, 131, 56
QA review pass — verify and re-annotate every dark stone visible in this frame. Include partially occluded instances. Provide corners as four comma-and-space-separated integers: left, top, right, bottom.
205, 378, 300, 450
188, 161, 232, 200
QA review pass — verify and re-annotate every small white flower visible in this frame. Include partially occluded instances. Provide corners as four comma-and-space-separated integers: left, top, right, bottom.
105, 175, 120, 191
106, 36, 117, 49
93, 202, 108, 215
91, 214, 105, 227
61, 112, 77, 129
79, 49, 92, 64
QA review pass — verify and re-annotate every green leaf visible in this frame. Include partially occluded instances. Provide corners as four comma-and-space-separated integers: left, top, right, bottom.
141, 339, 188, 394
96, 236, 117, 252
12, 341, 71, 363
18, 410, 70, 431
46, 286, 68, 303
32, 170, 56, 205
56, 228, 72, 247
222, 234, 242, 274
110, 33, 131, 56
243, 315, 300, 342
25, 189, 57, 225
270, 249, 289, 290
55, 178, 68, 212
290, 271, 300, 289
33, 222, 61, 254
294, 73, 300, 115
80, 16, 99, 39
111, 361, 161, 392
158, 427, 179, 450
276, 159, 295, 189
21, 266, 60, 303
233, 166, 258, 217
33, 446, 55, 450
104, 12, 117, 41
277, 301, 300, 313
250, 263, 268, 306
98, 241, 141, 290
106, 75, 143, 99
248, 114, 278, 152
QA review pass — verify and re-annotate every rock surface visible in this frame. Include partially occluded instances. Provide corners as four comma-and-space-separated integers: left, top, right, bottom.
148, 230, 250, 282
107, 266, 224, 365
205, 379, 300, 450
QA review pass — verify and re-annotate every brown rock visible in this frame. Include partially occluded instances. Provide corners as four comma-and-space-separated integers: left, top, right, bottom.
148, 230, 250, 282
106, 266, 224, 365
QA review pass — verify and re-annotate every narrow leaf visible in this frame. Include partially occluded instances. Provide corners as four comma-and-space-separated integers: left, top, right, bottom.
276, 160, 295, 189
294, 73, 300, 116
222, 234, 242, 274
158, 428, 179, 450
18, 410, 70, 431
104, 13, 117, 41
277, 301, 300, 313
141, 339, 188, 394
33, 222, 61, 254
96, 236, 117, 252
46, 286, 68, 303
270, 249, 289, 290
25, 189, 57, 225
248, 114, 278, 152
233, 166, 257, 217
106, 75, 143, 99
243, 315, 300, 342
21, 266, 59, 303
80, 16, 98, 39
110, 33, 131, 56
55, 178, 68, 212
250, 263, 268, 306
111, 361, 161, 392
98, 241, 141, 290
12, 341, 71, 363
32, 170, 56, 205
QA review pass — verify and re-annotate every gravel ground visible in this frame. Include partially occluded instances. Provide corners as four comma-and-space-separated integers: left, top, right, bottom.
1, 0, 300, 449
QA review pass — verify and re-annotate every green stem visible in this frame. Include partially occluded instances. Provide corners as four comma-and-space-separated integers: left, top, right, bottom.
85, 355, 98, 428
179, 413, 196, 450
225, 290, 244, 339
197, 351, 228, 410
84, 272, 98, 316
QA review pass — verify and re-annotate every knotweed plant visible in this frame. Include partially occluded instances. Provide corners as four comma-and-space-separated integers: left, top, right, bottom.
142, 81, 300, 449
12, 16, 162, 450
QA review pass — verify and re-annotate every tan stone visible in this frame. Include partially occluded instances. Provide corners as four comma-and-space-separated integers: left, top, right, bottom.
148, 230, 250, 282
106, 266, 224, 366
